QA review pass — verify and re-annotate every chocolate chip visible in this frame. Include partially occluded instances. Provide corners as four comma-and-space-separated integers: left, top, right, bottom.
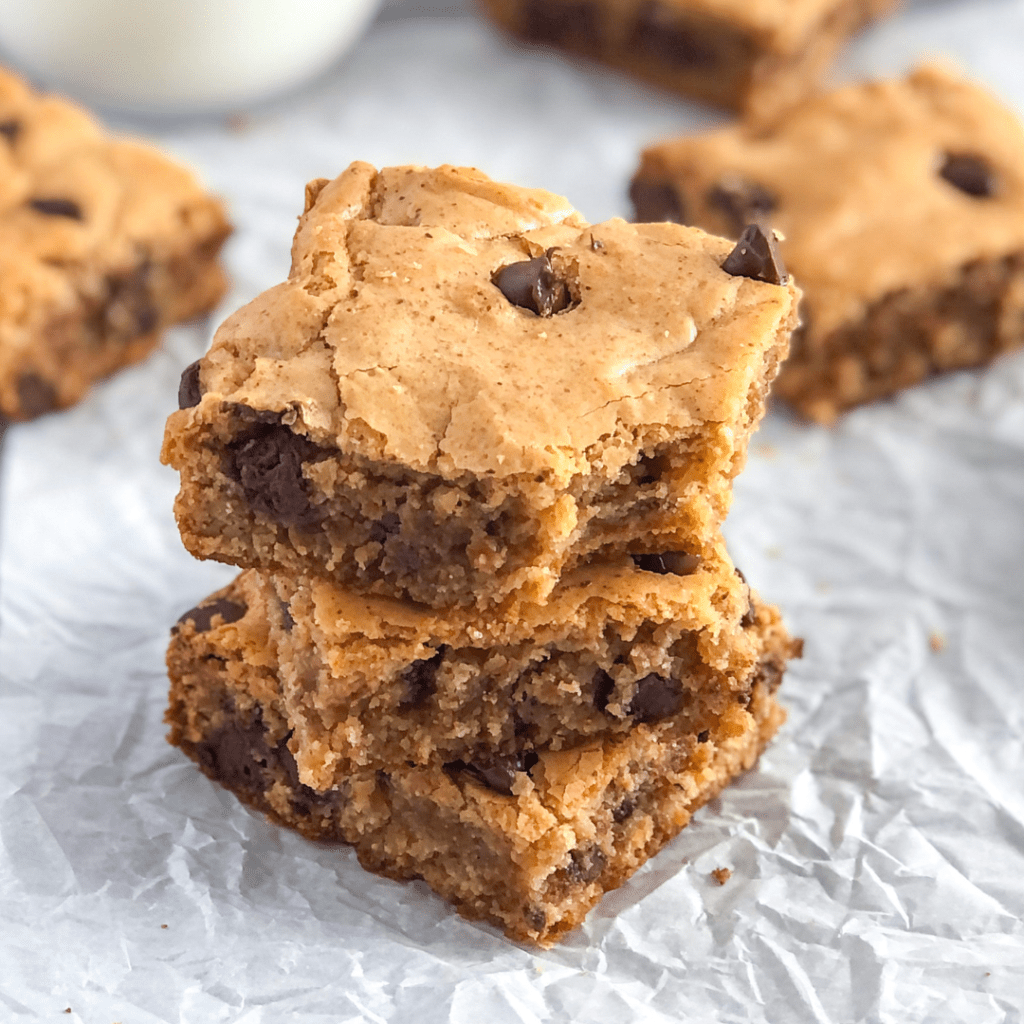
195, 717, 269, 795
629, 178, 684, 224
447, 750, 538, 795
493, 252, 572, 317
16, 373, 57, 418
525, 905, 547, 934
735, 567, 755, 627
592, 668, 615, 712
105, 264, 157, 339
226, 417, 326, 529
722, 223, 787, 286
697, 729, 710, 743
176, 597, 246, 634
753, 656, 785, 693
28, 198, 83, 220
522, 0, 601, 49
631, 551, 701, 576
178, 360, 203, 409
399, 646, 446, 708
566, 846, 607, 884
940, 153, 995, 198
0, 120, 20, 144
626, 674, 685, 722
612, 797, 636, 823
368, 511, 400, 544
278, 599, 295, 632
631, 1, 716, 67
708, 177, 776, 236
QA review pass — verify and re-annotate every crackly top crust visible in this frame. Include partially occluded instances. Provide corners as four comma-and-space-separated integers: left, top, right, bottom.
191, 161, 798, 484
0, 68, 230, 360
634, 65, 1024, 341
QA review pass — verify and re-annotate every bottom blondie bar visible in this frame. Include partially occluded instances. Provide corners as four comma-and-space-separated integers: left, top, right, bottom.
167, 574, 795, 945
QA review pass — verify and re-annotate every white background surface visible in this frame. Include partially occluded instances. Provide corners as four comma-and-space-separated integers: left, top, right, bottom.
2, 1, 1023, 1021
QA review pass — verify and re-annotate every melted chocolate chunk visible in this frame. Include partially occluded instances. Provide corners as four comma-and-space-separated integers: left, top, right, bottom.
592, 668, 615, 712
493, 252, 572, 316
368, 511, 401, 544
753, 656, 785, 693
631, 1, 717, 67
399, 646, 446, 708
226, 416, 326, 528
0, 120, 20, 143
721, 223, 787, 286
447, 750, 538, 795
629, 178, 684, 224
16, 373, 57, 418
522, 0, 601, 49
940, 153, 995, 198
28, 198, 83, 220
631, 551, 702, 576
612, 797, 636, 823
708, 177, 776, 236
176, 597, 246, 634
278, 599, 295, 632
178, 360, 203, 409
697, 729, 710, 744
196, 716, 269, 795
525, 905, 548, 934
626, 674, 685, 722
566, 846, 607, 884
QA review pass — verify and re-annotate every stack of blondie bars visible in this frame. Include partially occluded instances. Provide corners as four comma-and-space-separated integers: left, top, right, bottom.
162, 162, 802, 945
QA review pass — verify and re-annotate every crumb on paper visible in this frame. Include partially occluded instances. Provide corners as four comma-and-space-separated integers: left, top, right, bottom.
226, 113, 251, 134
929, 631, 946, 652
711, 867, 731, 885
161, 924, 168, 929
755, 442, 777, 459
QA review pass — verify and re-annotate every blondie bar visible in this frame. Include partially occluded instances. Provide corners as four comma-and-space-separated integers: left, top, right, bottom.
167, 571, 797, 945
631, 66, 1024, 422
162, 162, 799, 609
477, 0, 898, 117
0, 67, 230, 420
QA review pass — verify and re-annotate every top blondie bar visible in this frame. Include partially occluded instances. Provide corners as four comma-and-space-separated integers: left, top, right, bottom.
0, 68, 230, 420
163, 163, 798, 609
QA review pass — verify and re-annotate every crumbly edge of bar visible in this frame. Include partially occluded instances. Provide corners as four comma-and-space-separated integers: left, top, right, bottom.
166, 631, 787, 946
0, 230, 229, 420
266, 573, 786, 781
477, 0, 892, 115
775, 252, 1024, 423
167, 330, 783, 609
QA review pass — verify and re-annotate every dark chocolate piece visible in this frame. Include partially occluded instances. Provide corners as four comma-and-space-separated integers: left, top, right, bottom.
631, 551, 701, 576
592, 668, 615, 712
195, 715, 269, 796
708, 177, 776, 236
721, 223, 787, 286
448, 750, 538, 795
612, 797, 636, 823
940, 153, 995, 198
626, 674, 685, 722
566, 846, 607, 884
0, 120, 20, 143
278, 598, 295, 632
16, 373, 57, 418
697, 729, 710, 743
178, 360, 203, 409
629, 179, 684, 224
524, 906, 548, 933
399, 646, 446, 708
631, 1, 716, 68
522, 0, 601, 49
493, 253, 572, 317
104, 264, 157, 339
226, 417, 326, 529
368, 511, 401, 544
28, 198, 83, 220
176, 597, 247, 634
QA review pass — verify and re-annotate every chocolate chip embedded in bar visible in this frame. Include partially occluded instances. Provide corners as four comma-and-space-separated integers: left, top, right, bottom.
166, 569, 798, 946
163, 162, 799, 610
631, 66, 1024, 423
477, 0, 898, 117
0, 66, 230, 421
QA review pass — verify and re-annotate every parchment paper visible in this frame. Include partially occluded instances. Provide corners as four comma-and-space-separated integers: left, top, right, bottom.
1, 2, 1022, 1020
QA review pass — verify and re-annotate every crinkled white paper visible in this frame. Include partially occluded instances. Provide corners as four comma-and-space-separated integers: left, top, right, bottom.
2, 2, 1024, 1021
